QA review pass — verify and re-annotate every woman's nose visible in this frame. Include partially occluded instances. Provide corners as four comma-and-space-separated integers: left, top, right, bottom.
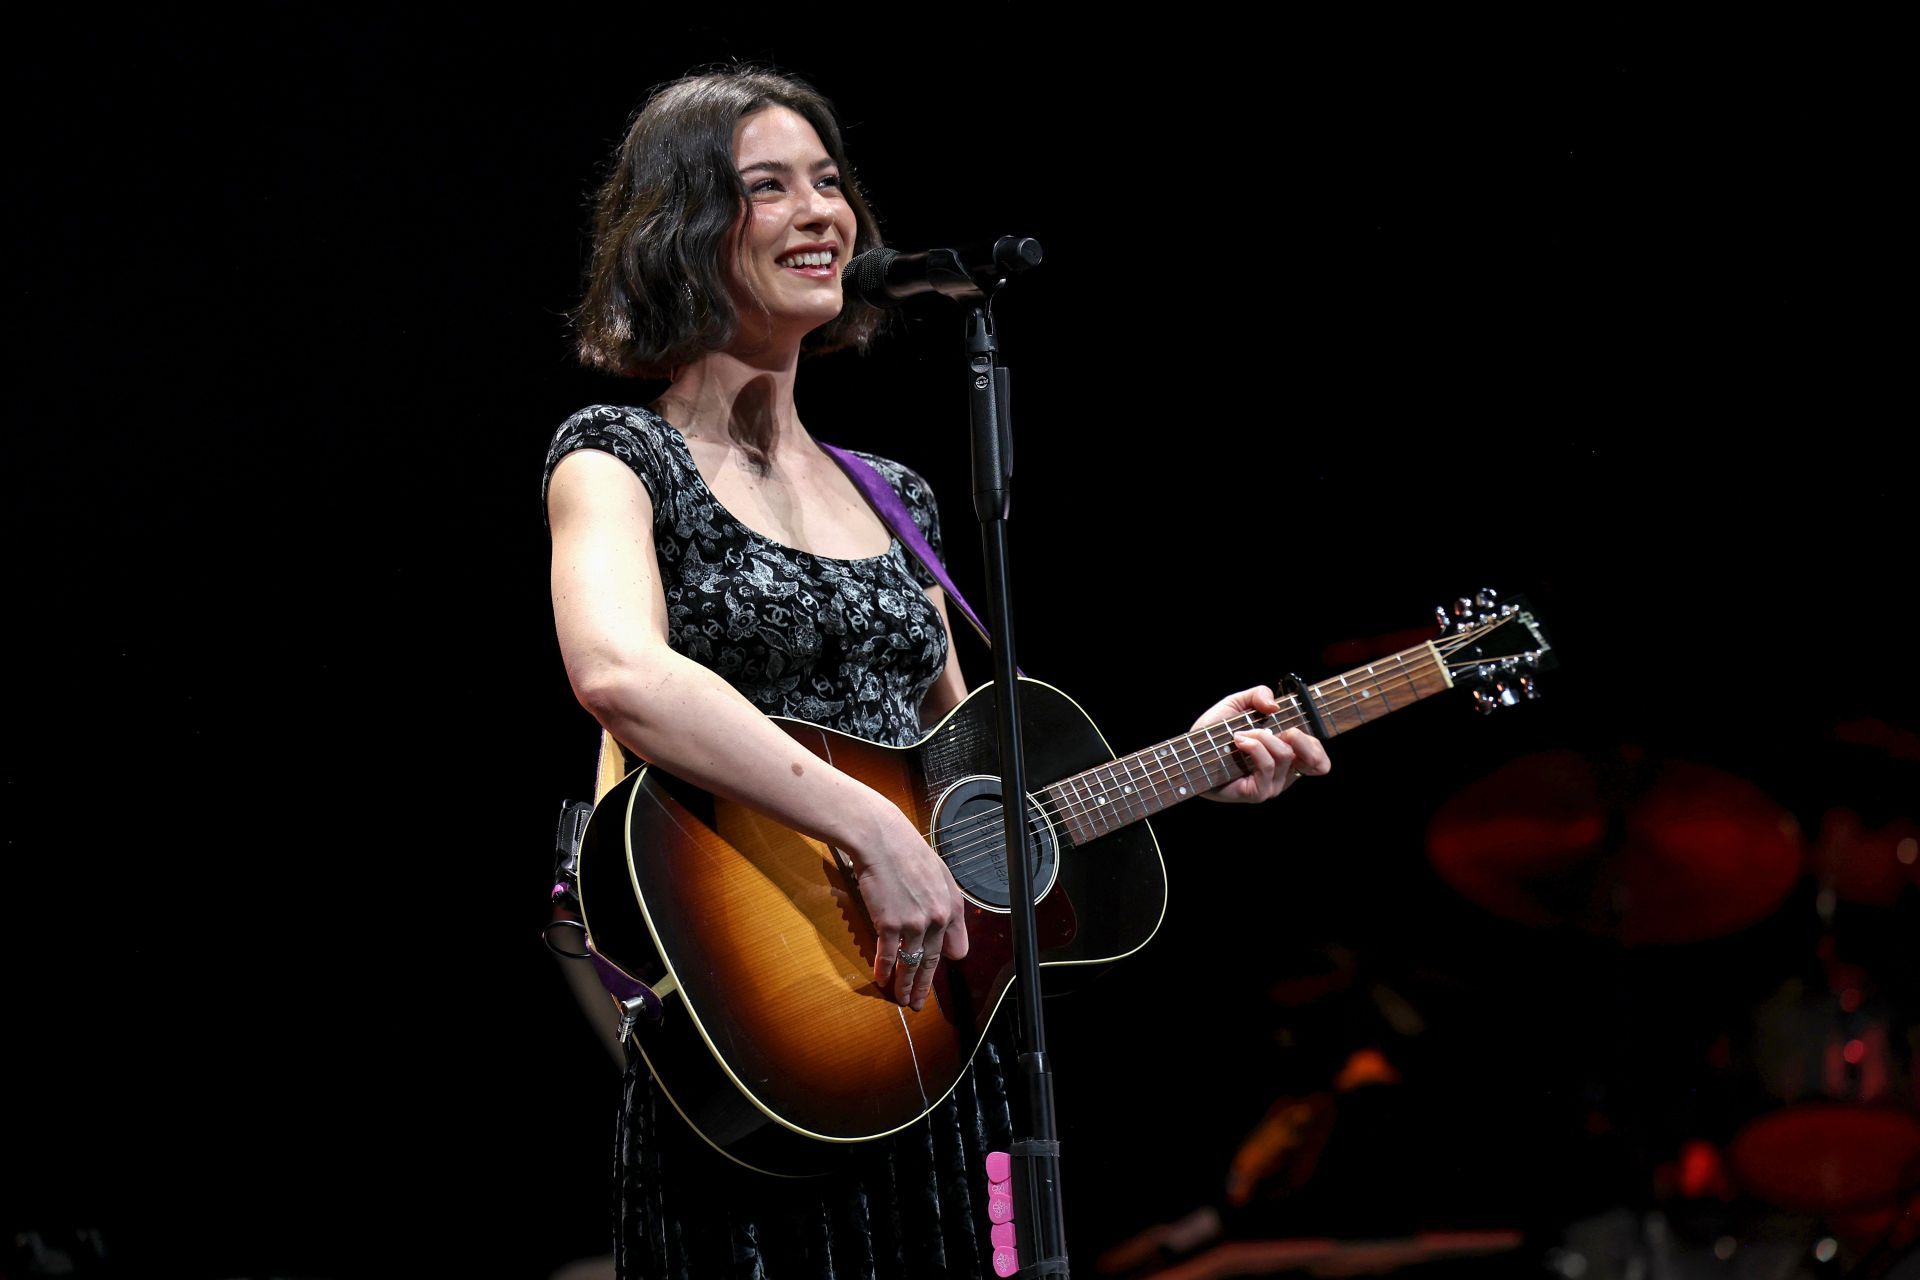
796, 184, 836, 230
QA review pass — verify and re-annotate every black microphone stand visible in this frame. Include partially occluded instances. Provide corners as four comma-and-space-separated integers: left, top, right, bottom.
852, 237, 1075, 1274
964, 283, 1069, 1279
852, 237, 1067, 1275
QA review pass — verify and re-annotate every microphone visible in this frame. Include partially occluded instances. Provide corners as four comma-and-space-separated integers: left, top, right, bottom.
842, 237, 1043, 308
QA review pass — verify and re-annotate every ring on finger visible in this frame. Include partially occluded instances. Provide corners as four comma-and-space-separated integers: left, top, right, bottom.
899, 948, 926, 967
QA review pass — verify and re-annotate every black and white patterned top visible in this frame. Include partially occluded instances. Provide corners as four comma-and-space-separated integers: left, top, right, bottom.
543, 404, 950, 746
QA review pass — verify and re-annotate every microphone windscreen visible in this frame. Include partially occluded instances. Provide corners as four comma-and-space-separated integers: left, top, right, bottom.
842, 247, 901, 308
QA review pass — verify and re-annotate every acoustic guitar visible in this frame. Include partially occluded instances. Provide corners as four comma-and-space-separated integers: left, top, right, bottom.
573, 594, 1551, 1175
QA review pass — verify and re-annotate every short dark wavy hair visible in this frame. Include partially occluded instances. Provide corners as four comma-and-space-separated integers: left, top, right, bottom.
573, 68, 886, 378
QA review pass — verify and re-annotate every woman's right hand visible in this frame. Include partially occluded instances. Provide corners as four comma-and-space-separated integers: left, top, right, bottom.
847, 801, 969, 1012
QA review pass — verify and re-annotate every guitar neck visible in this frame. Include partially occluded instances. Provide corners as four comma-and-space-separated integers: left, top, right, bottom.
1041, 641, 1455, 846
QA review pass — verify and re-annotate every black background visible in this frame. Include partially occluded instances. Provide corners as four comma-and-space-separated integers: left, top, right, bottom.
7, 11, 1914, 1277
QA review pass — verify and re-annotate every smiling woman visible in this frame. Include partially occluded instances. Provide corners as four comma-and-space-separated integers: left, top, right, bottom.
543, 65, 1327, 1280
550, 68, 1009, 1280
572, 70, 885, 385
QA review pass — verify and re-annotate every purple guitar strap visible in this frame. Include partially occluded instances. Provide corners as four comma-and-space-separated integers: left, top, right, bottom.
818, 442, 1005, 660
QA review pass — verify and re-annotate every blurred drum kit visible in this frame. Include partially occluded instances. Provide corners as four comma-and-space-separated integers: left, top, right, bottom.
1426, 746, 1920, 1277
1099, 701, 1918, 1279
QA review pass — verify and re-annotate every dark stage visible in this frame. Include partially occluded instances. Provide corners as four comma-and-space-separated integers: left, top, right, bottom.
7, 13, 1915, 1278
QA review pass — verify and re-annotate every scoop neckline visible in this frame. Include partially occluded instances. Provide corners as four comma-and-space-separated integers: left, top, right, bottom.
645, 407, 903, 568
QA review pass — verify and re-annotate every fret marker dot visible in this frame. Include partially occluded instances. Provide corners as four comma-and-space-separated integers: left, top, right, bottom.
1178, 786, 1188, 796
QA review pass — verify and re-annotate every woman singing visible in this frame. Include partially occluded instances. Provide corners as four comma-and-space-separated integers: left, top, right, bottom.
543, 66, 1329, 1278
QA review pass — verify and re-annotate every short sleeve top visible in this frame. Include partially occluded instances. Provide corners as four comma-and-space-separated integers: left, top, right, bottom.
543, 404, 950, 747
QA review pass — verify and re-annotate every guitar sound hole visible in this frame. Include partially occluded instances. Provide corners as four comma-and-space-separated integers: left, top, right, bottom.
930, 776, 1060, 912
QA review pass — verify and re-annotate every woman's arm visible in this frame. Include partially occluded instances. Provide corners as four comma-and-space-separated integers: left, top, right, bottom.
548, 449, 965, 1009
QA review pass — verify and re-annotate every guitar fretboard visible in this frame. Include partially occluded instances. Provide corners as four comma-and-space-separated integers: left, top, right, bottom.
1041, 643, 1453, 846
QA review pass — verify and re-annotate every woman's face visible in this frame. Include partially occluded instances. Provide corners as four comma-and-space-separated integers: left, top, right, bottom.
725, 105, 857, 345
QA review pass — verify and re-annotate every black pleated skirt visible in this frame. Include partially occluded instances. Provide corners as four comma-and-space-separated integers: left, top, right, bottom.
612, 1030, 1016, 1280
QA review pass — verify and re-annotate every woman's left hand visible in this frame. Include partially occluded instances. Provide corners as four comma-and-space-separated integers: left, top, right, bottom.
1191, 685, 1331, 803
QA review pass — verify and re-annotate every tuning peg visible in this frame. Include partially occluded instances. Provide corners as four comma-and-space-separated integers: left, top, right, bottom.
1518, 675, 1539, 701
1472, 689, 1500, 714
1434, 605, 1452, 634
1493, 680, 1521, 708
1475, 588, 1499, 610
1454, 597, 1474, 618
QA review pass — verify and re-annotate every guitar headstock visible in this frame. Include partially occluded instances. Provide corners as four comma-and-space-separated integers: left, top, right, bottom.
1434, 589, 1555, 714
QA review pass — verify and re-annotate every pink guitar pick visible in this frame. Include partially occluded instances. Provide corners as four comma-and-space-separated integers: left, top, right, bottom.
985, 1149, 1018, 1250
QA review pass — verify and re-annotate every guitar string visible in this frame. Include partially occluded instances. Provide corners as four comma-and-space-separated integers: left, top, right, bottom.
927, 650, 1452, 871
926, 637, 1535, 881
925, 652, 1455, 879
1013, 631, 1536, 849
927, 690, 1348, 878
1015, 631, 1534, 838
926, 612, 1525, 850
913, 615, 1537, 878
928, 707, 1291, 878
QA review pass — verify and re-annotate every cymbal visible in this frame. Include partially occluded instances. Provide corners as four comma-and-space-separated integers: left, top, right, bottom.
1426, 752, 1804, 946
1729, 1103, 1920, 1214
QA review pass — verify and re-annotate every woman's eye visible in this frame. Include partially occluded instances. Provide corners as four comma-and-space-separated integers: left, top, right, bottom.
816, 174, 842, 191
749, 178, 782, 194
